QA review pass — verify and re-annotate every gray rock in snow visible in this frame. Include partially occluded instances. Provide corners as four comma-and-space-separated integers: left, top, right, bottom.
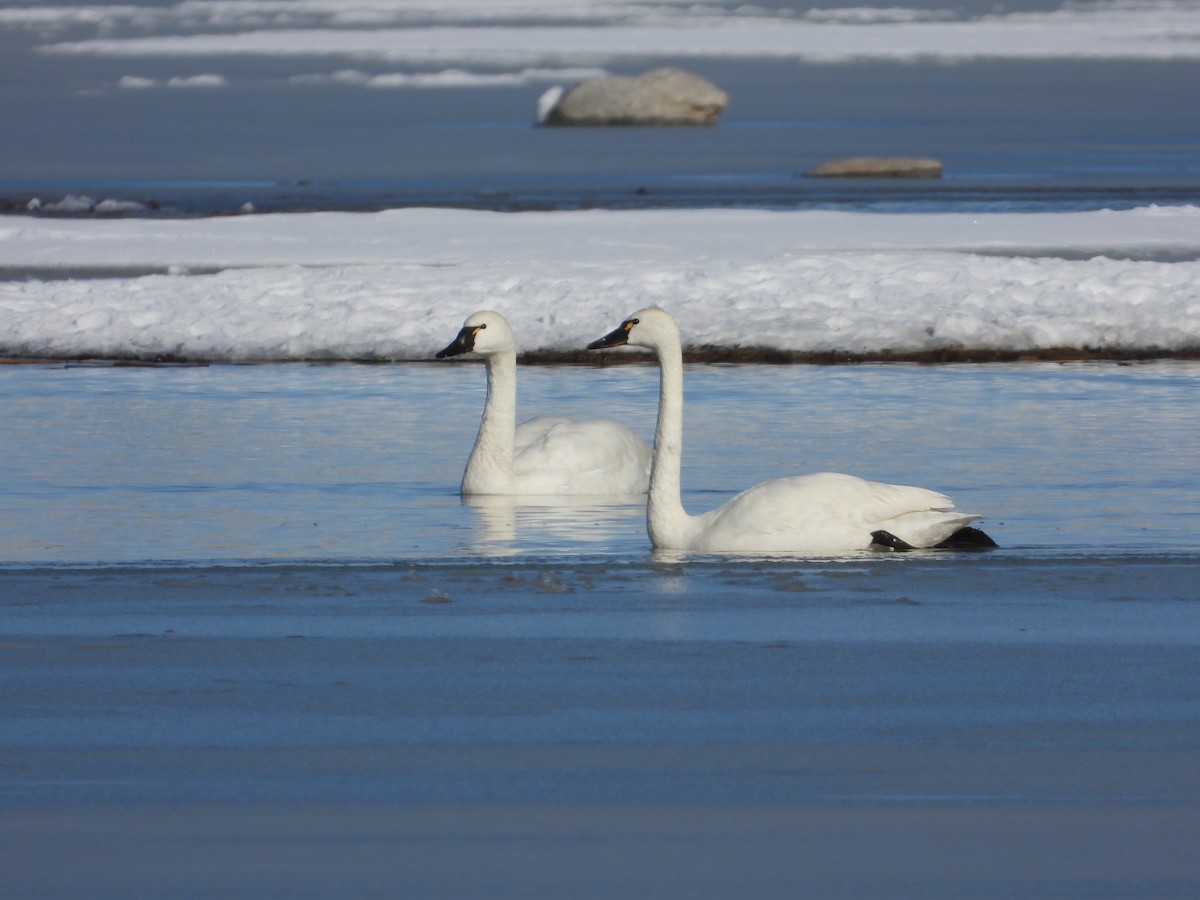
539, 68, 728, 127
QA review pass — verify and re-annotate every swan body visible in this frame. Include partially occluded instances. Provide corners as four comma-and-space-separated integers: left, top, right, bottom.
587, 307, 994, 554
437, 310, 651, 496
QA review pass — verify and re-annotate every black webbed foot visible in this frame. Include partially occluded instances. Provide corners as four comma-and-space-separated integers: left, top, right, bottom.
870, 530, 915, 552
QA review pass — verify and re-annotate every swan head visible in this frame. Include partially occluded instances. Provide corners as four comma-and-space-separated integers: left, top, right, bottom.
586, 307, 678, 352
436, 310, 516, 359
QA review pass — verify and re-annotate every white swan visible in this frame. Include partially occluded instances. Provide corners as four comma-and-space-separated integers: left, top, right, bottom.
437, 310, 651, 496
587, 307, 996, 554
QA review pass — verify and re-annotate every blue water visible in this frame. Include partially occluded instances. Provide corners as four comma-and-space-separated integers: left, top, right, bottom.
2, 360, 1196, 564
3, 358, 1200, 900
4, 7, 1199, 893
2, 1, 1199, 214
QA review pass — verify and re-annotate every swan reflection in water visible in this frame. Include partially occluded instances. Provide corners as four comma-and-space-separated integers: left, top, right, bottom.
463, 493, 647, 556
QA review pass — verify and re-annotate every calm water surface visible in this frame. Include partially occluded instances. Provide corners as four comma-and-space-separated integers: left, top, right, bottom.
2, 360, 1196, 564
3, 6, 1198, 888
3, 0, 1198, 212
4, 358, 1199, 900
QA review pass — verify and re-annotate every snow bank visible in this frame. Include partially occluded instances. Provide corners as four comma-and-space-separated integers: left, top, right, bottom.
23, 2, 1200, 68
1, 207, 1197, 361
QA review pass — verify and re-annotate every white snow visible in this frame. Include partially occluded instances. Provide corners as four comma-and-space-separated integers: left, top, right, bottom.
3, 3, 1197, 358
288, 66, 606, 89
19, 1, 1200, 72
117, 75, 157, 89
2, 206, 1198, 360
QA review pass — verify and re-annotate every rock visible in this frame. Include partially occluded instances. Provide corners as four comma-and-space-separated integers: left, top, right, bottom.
539, 68, 728, 126
809, 156, 943, 178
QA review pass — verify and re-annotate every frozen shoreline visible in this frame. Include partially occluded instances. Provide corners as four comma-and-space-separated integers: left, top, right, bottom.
24, 1, 1200, 65
3, 206, 1199, 361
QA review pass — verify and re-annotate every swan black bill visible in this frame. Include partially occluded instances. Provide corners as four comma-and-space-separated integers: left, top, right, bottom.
587, 321, 633, 350
436, 326, 476, 359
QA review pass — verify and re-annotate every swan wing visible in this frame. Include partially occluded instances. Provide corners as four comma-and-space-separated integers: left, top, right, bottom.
838, 474, 981, 547
697, 472, 973, 553
512, 416, 651, 494
513, 416, 573, 455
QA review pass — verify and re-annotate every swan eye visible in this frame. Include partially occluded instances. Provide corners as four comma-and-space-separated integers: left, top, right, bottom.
625, 318, 638, 330
475, 324, 486, 331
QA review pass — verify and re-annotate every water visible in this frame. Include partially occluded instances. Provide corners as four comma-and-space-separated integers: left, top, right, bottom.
4, 342, 1200, 900
3, 2, 1200, 214
3, 4, 1199, 892
2, 359, 1196, 563
3, 360, 1199, 898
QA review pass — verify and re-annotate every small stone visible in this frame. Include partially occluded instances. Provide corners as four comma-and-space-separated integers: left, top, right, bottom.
808, 156, 943, 178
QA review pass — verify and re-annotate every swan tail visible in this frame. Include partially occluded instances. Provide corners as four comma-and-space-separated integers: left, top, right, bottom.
872, 521, 998, 552
934, 525, 998, 549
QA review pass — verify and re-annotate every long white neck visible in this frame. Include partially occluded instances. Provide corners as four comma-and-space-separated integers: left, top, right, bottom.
462, 351, 516, 493
646, 337, 693, 548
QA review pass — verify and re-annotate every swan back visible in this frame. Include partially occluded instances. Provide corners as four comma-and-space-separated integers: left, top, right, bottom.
688, 472, 979, 554
510, 415, 651, 495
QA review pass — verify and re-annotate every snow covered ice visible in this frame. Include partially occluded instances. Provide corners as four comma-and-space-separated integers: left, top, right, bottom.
23, 0, 1200, 66
2, 206, 1198, 361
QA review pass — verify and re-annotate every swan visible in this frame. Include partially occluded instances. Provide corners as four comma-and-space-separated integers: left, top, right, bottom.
586, 307, 996, 554
436, 310, 651, 496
